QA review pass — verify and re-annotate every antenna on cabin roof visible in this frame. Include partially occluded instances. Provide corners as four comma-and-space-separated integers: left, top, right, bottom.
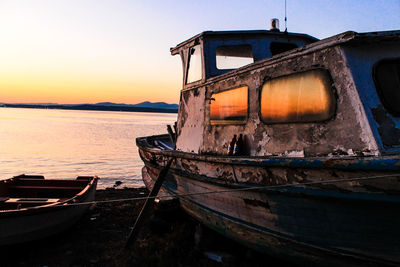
284, 0, 288, 32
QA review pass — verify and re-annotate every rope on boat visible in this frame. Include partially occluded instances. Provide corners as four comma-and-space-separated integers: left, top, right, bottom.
24, 173, 400, 209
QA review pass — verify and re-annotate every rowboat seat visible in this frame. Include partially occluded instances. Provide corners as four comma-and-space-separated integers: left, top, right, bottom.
7, 186, 84, 199
0, 198, 64, 210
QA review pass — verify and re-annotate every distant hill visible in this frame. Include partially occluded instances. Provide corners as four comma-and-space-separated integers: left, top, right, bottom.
94, 102, 130, 107
1, 101, 178, 114
132, 101, 178, 109
94, 101, 178, 109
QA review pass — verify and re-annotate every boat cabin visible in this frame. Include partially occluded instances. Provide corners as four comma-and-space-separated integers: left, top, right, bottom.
171, 29, 400, 158
171, 30, 318, 84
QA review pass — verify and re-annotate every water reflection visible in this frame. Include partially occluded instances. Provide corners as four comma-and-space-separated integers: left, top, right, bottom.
0, 108, 177, 188
210, 86, 248, 124
261, 69, 335, 123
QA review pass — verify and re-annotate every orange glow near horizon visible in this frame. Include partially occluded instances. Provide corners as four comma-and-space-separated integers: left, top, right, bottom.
0, 61, 181, 104
0, 1, 182, 105
0, 72, 180, 104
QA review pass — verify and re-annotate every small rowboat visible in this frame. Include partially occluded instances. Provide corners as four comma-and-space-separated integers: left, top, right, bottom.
0, 174, 98, 245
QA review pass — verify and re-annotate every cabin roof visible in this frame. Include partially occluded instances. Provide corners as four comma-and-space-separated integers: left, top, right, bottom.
177, 29, 400, 90
170, 30, 319, 55
308, 30, 400, 48
170, 30, 400, 56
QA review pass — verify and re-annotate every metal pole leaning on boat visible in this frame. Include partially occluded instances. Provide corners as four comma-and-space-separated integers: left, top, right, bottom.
167, 124, 176, 149
125, 157, 174, 248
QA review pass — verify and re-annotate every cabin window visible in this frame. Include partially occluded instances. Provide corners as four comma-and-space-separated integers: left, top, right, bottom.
216, 45, 254, 70
373, 59, 400, 116
187, 45, 202, 84
270, 42, 298, 56
210, 86, 248, 125
261, 69, 335, 123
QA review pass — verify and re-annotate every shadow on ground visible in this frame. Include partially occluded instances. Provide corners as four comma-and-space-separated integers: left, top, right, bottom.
1, 188, 292, 267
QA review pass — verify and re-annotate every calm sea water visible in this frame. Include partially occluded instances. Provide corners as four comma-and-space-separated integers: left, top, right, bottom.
0, 107, 177, 189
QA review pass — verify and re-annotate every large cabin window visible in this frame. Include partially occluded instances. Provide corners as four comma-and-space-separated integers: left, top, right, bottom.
210, 86, 248, 125
216, 45, 254, 70
187, 45, 202, 84
373, 59, 400, 116
261, 69, 335, 123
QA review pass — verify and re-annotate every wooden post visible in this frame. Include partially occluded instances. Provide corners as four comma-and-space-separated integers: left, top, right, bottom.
125, 158, 174, 248
173, 121, 177, 136
167, 125, 176, 149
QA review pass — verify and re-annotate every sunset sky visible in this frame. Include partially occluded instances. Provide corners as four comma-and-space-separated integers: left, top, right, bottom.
0, 0, 399, 105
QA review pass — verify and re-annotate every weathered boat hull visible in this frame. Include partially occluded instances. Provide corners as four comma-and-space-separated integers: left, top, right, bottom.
0, 175, 98, 245
138, 135, 400, 266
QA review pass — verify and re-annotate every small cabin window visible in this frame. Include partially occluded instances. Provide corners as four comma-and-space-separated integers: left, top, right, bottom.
187, 45, 202, 84
270, 42, 298, 56
261, 69, 335, 123
210, 86, 248, 125
216, 45, 254, 70
373, 59, 400, 116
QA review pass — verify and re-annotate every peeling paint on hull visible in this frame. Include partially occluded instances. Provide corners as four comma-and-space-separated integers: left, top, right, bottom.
137, 135, 400, 266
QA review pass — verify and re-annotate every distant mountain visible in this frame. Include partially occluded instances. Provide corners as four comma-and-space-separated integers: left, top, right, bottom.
95, 101, 178, 109
94, 102, 129, 107
132, 101, 178, 109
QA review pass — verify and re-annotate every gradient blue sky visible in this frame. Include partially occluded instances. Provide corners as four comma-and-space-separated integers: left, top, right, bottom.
0, 0, 399, 104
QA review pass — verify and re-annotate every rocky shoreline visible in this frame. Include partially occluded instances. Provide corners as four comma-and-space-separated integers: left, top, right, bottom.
1, 188, 289, 266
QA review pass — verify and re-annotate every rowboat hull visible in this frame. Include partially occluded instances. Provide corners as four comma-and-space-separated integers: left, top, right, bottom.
0, 175, 98, 245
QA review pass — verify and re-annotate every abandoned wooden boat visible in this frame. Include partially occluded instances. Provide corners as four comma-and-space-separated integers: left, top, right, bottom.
0, 174, 98, 245
137, 21, 400, 266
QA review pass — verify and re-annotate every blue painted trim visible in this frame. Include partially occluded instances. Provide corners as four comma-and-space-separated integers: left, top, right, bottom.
138, 136, 400, 170
224, 157, 400, 171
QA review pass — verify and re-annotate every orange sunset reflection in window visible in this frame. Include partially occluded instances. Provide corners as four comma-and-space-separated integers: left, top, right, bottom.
261, 69, 335, 123
210, 86, 248, 125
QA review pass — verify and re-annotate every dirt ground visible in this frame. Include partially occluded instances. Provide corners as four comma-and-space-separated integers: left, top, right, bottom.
1, 188, 290, 267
